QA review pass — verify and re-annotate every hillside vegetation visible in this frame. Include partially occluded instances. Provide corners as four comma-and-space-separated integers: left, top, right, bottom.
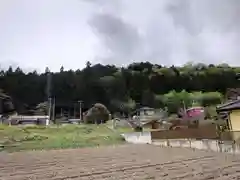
0, 62, 239, 114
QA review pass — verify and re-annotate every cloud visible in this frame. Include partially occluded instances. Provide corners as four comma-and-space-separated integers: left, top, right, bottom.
88, 13, 143, 64
87, 0, 240, 66
1, 0, 240, 72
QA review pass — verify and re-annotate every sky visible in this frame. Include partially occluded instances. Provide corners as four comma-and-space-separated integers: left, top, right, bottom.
0, 0, 240, 72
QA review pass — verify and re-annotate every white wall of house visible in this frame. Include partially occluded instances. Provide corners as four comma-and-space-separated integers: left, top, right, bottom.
10, 115, 50, 126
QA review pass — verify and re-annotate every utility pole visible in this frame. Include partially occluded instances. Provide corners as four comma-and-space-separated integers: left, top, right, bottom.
78, 100, 83, 123
48, 97, 52, 124
74, 103, 76, 118
68, 107, 70, 118
52, 97, 55, 121
135, 103, 141, 127
60, 108, 63, 117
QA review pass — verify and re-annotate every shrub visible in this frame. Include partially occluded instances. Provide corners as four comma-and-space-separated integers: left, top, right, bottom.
162, 90, 193, 113
157, 90, 223, 114
84, 103, 110, 124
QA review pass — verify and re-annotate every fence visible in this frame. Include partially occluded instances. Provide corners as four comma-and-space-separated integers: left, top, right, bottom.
151, 124, 218, 139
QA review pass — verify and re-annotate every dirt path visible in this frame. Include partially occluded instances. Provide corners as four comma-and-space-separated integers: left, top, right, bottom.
1, 144, 240, 179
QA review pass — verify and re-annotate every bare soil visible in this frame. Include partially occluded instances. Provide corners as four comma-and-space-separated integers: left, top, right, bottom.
1, 144, 240, 179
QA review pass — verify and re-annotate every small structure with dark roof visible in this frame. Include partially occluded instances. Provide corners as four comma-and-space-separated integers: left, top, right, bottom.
216, 99, 240, 112
216, 99, 240, 141
131, 107, 165, 130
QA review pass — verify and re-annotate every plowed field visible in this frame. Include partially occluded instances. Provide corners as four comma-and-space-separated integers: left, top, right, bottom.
1, 144, 240, 179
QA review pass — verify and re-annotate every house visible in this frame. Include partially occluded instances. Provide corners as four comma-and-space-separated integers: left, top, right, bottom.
132, 107, 163, 122
8, 115, 50, 126
216, 99, 240, 141
131, 107, 164, 130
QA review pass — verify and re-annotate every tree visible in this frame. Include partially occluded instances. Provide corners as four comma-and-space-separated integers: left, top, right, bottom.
83, 103, 110, 124
60, 66, 64, 72
86, 61, 91, 68
0, 62, 238, 116
45, 67, 50, 74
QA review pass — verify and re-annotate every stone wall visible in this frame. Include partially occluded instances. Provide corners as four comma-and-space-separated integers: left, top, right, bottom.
153, 139, 240, 154
221, 131, 240, 142
121, 132, 152, 144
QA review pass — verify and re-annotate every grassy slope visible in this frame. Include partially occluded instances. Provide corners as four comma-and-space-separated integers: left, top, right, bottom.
0, 124, 126, 152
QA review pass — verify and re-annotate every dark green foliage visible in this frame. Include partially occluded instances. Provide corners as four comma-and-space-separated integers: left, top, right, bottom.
84, 103, 110, 124
0, 89, 15, 114
0, 62, 239, 115
160, 90, 223, 113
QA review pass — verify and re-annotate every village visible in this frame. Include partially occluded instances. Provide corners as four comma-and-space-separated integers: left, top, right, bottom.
1, 89, 240, 179
1, 88, 240, 144
1, 0, 240, 178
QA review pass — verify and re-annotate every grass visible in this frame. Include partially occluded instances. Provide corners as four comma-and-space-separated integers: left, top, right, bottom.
106, 120, 135, 133
0, 124, 126, 152
106, 120, 154, 133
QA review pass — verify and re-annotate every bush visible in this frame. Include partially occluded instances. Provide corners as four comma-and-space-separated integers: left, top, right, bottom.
84, 103, 110, 124
199, 92, 223, 106
162, 90, 193, 114
204, 106, 218, 119
157, 90, 223, 114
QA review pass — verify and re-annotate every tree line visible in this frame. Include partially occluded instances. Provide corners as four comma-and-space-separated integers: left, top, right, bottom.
0, 62, 239, 114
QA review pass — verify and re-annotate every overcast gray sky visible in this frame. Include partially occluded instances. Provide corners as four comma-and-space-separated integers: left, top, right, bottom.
0, 0, 240, 72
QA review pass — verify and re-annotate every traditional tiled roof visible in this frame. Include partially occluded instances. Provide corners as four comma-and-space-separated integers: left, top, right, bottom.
216, 99, 240, 112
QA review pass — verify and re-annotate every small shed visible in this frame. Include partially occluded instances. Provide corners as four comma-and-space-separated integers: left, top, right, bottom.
216, 100, 240, 141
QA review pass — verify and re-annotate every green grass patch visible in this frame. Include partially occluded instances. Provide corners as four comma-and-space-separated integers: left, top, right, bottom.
0, 124, 125, 152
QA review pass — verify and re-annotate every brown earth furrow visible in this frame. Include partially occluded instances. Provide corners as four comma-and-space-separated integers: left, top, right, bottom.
1, 145, 240, 179
30, 156, 221, 180
0, 151, 214, 175
178, 164, 240, 180
214, 172, 240, 180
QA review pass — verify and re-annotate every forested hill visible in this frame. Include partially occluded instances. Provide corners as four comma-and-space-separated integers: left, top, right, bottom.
0, 62, 239, 113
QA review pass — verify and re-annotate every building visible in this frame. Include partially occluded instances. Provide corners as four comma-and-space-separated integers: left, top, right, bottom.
132, 107, 164, 121
7, 115, 50, 126
216, 99, 240, 141
131, 107, 164, 130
